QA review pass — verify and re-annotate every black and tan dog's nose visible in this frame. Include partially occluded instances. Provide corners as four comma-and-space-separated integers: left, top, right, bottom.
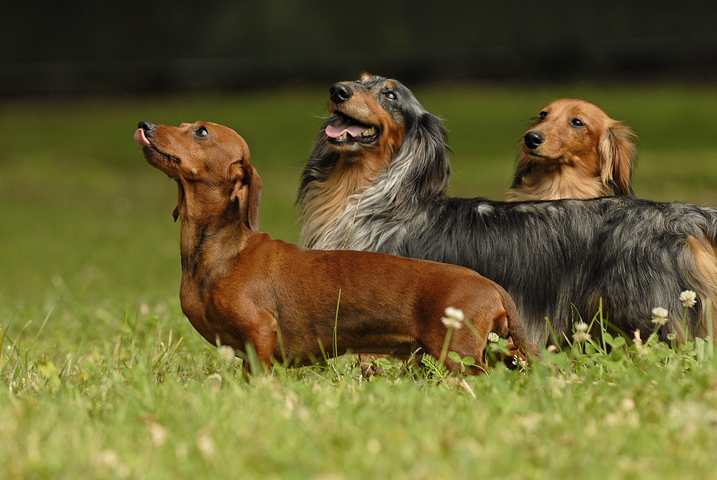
329, 83, 352, 103
524, 131, 544, 149
138, 120, 156, 135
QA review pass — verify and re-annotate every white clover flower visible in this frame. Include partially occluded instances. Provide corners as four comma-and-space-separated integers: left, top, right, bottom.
573, 331, 591, 343
487, 332, 500, 343
442, 317, 462, 329
651, 307, 669, 326
622, 398, 636, 411
679, 290, 697, 309
441, 306, 464, 330
196, 432, 216, 459
148, 421, 168, 447
574, 322, 589, 333
547, 345, 558, 353
217, 345, 235, 363
444, 307, 465, 322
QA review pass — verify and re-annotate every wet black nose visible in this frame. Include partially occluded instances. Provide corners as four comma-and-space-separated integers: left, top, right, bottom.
138, 121, 156, 135
524, 131, 544, 149
329, 83, 352, 103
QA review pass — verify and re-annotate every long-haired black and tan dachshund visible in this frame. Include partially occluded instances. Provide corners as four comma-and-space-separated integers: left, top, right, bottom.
507, 98, 637, 201
298, 74, 717, 345
135, 120, 536, 373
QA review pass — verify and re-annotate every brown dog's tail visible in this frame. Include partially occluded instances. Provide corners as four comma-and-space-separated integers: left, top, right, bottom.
497, 285, 540, 362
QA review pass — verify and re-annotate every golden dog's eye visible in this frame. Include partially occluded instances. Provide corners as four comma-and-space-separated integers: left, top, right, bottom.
383, 90, 398, 101
539, 111, 548, 120
195, 126, 209, 138
570, 118, 585, 128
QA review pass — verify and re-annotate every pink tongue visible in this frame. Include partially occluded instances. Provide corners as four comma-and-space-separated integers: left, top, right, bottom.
325, 124, 365, 139
134, 128, 151, 146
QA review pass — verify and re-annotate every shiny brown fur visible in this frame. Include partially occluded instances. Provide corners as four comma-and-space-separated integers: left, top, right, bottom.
508, 99, 636, 201
136, 121, 537, 373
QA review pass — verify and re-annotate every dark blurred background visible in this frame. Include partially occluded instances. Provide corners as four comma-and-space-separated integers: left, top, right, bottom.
3, 1, 716, 97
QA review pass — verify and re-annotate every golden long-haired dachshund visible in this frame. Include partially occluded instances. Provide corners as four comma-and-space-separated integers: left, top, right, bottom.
507, 98, 637, 201
134, 120, 537, 373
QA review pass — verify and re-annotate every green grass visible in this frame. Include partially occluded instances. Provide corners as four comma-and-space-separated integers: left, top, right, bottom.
1, 85, 716, 479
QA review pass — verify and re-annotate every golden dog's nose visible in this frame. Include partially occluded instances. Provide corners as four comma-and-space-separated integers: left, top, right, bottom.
524, 131, 544, 149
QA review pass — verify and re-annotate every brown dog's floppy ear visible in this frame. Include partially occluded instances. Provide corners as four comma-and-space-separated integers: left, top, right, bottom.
172, 181, 184, 222
245, 165, 262, 230
230, 163, 262, 230
599, 122, 636, 196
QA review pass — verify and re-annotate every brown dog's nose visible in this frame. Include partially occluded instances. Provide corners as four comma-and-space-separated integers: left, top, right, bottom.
138, 121, 156, 136
524, 131, 544, 149
329, 83, 352, 103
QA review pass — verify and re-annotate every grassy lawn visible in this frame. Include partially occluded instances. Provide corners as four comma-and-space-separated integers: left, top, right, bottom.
1, 84, 716, 479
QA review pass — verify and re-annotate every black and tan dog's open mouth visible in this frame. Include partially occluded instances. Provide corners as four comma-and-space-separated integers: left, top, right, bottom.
325, 112, 379, 145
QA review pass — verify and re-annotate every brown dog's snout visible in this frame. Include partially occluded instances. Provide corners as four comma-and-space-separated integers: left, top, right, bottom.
138, 120, 156, 136
329, 83, 352, 104
524, 131, 544, 150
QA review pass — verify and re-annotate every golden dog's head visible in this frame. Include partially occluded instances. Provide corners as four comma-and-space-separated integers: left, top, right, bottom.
516, 98, 636, 197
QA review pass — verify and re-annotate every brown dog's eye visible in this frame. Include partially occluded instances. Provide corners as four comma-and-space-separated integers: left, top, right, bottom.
570, 118, 585, 128
195, 126, 209, 138
539, 111, 548, 120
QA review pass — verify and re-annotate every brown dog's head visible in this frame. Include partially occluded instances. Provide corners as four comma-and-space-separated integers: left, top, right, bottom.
515, 98, 636, 198
134, 121, 261, 229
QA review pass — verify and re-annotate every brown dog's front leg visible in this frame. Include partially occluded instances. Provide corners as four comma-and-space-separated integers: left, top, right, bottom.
230, 309, 280, 374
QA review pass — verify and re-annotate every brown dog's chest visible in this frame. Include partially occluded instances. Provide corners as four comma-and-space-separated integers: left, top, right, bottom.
180, 277, 249, 349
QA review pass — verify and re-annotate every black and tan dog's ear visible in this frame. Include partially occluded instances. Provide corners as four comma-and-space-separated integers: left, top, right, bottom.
599, 122, 637, 196
172, 181, 184, 222
398, 112, 451, 199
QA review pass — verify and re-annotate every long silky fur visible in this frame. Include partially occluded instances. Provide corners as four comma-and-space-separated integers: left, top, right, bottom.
298, 79, 717, 345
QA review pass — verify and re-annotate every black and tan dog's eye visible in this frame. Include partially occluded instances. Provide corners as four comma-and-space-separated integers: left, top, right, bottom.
195, 126, 209, 138
539, 111, 548, 120
383, 90, 398, 101
570, 118, 585, 128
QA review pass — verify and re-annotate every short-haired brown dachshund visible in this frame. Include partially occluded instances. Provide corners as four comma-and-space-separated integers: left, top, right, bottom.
507, 98, 637, 201
134, 120, 537, 373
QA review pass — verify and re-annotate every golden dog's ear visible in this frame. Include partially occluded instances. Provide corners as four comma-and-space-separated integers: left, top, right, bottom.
230, 163, 262, 230
172, 181, 184, 222
599, 122, 636, 196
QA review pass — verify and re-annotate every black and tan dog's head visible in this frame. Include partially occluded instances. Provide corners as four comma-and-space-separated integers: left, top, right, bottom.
134, 121, 261, 229
323, 73, 414, 156
298, 74, 451, 248
318, 73, 447, 168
